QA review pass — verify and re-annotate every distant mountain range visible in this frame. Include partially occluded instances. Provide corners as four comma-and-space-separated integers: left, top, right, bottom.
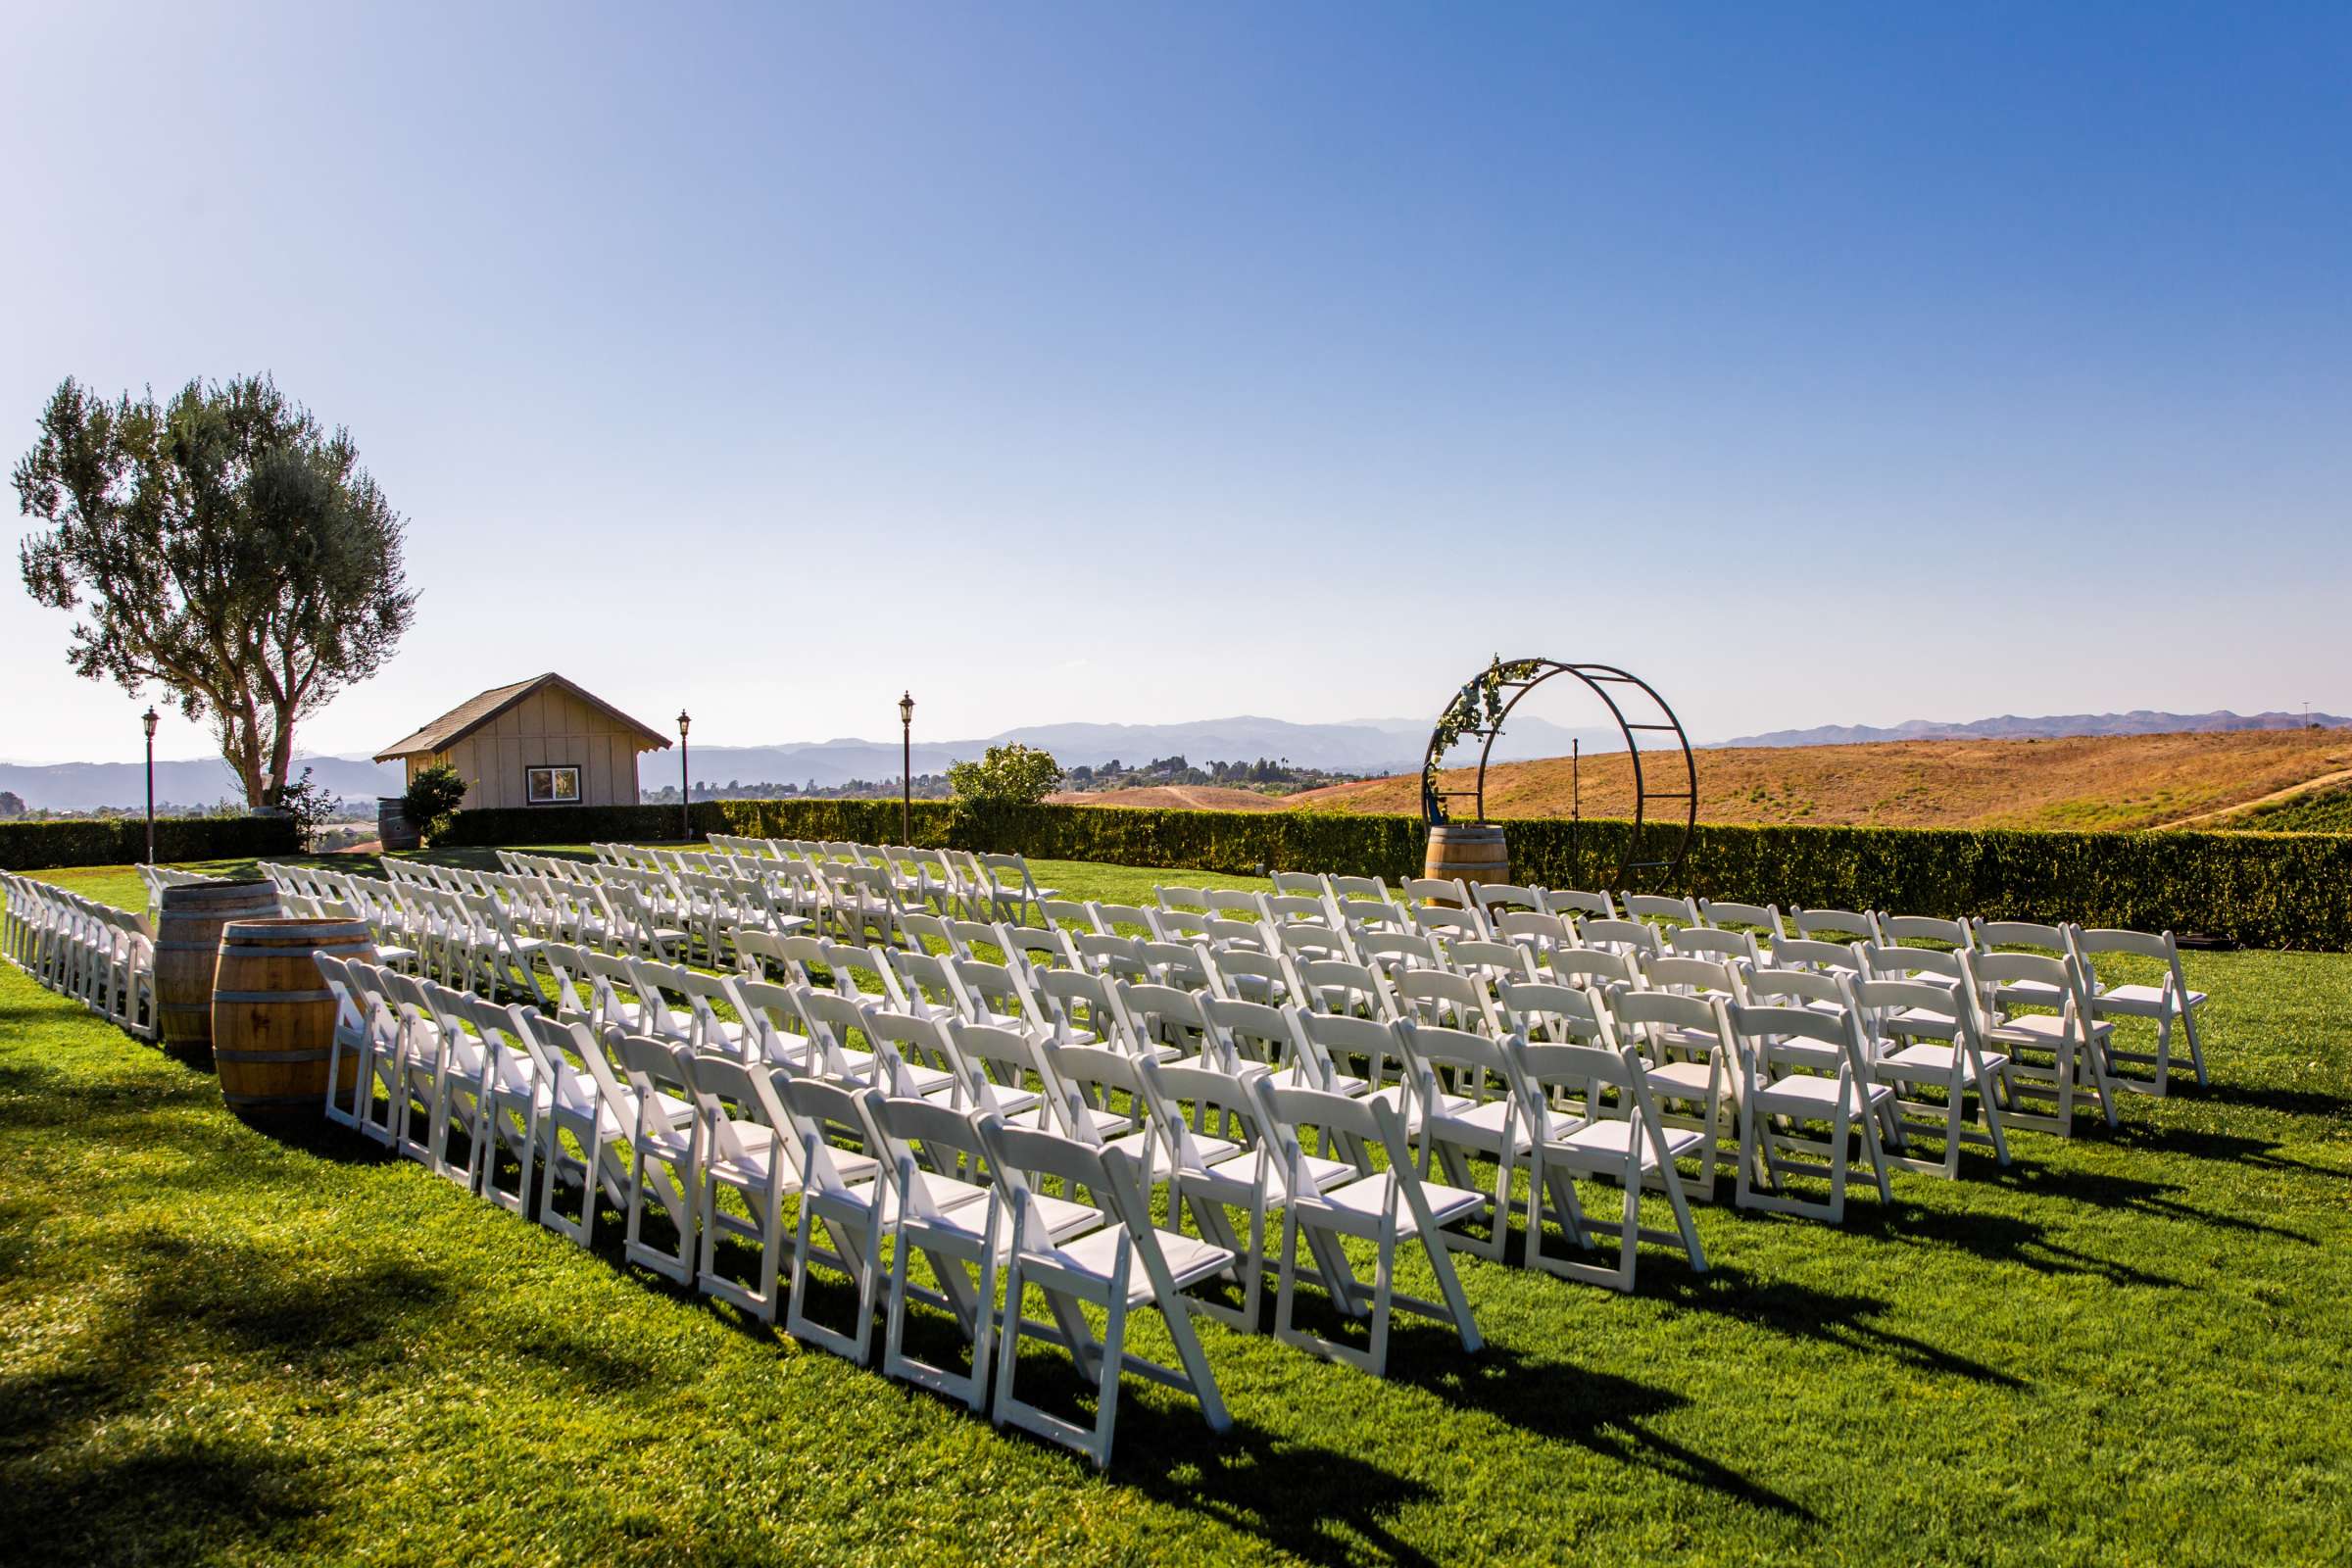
6, 709, 2340, 811
0, 755, 407, 815
1716, 710, 2348, 749
0, 713, 1617, 811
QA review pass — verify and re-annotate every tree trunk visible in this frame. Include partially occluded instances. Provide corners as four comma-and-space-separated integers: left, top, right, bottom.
266, 705, 297, 805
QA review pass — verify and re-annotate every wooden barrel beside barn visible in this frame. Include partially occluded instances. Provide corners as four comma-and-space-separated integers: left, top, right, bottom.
154, 880, 282, 1051
1424, 822, 1510, 891
211, 917, 377, 1118
376, 796, 420, 853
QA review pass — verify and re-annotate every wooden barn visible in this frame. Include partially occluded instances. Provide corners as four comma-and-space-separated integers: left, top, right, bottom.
374, 672, 672, 812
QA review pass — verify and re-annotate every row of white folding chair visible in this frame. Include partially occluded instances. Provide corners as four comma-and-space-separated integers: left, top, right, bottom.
1007, 966, 1705, 1300
1626, 898, 2208, 1095
1395, 912, 2117, 1146
1734, 933, 2122, 1138
871, 889, 2118, 1158
321, 942, 1230, 1467
623, 836, 1059, 930
775, 993, 1494, 1380
1964, 919, 2209, 1095
1506, 967, 1906, 1226
1, 871, 157, 1035
1066, 1001, 1699, 1306
136, 862, 222, 913
799, 906, 2064, 1200
1501, 929, 2105, 1159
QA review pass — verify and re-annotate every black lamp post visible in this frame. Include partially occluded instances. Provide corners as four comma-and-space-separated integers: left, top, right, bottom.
677, 709, 692, 841
899, 691, 915, 843
141, 706, 160, 864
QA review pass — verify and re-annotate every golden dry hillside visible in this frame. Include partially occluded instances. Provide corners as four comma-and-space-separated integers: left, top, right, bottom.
1276, 729, 2352, 831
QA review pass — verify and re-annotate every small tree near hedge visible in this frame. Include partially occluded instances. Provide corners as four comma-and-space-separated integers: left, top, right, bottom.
402, 762, 469, 844
277, 766, 336, 852
946, 743, 1061, 807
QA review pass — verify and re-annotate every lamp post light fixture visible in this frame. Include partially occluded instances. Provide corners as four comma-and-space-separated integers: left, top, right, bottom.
677, 709, 692, 841
899, 691, 915, 843
141, 706, 160, 865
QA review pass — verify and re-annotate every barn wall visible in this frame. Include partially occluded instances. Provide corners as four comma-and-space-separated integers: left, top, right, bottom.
441, 686, 650, 809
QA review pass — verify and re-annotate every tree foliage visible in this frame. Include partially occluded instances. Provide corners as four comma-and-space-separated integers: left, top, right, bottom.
15, 375, 416, 807
946, 742, 1062, 806
275, 765, 336, 853
402, 761, 469, 842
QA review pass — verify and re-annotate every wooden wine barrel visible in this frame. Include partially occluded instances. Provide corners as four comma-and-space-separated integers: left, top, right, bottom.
1424, 822, 1510, 891
211, 916, 378, 1118
376, 796, 420, 853
155, 880, 282, 1051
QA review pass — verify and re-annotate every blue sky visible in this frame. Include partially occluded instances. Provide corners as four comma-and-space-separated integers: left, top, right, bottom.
5, 3, 2348, 763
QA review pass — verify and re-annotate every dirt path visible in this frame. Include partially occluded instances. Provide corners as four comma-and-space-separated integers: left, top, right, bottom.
2159, 764, 2352, 828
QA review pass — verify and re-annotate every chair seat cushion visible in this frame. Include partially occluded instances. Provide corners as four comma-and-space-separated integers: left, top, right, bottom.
1990, 1013, 2113, 1045
1318, 1171, 1486, 1234
1037, 1226, 1235, 1304
2099, 983, 2206, 1009
1754, 1073, 1892, 1114
1646, 1059, 1719, 1099
1546, 1116, 1706, 1167
1427, 1096, 1524, 1152
1881, 1042, 2008, 1080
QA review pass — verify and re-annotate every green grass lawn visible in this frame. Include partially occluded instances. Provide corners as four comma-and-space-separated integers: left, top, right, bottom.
3, 856, 2349, 1564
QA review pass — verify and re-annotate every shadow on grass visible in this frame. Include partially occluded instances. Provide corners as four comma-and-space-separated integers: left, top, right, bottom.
1382, 1324, 1816, 1523
125, 1231, 451, 1365
2102, 1119, 2348, 1177
0, 1437, 323, 1562
1647, 1265, 2027, 1390
0, 1230, 441, 1561
2199, 1082, 2352, 1121
1848, 1200, 2182, 1290
1988, 1158, 2318, 1246
1115, 1408, 1446, 1568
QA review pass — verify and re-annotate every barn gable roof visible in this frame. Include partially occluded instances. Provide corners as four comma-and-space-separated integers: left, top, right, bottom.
373, 673, 674, 761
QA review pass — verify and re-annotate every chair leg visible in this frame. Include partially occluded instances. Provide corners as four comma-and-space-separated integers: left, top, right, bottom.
991, 1260, 1028, 1430
1366, 1240, 1394, 1377
1090, 1297, 1126, 1469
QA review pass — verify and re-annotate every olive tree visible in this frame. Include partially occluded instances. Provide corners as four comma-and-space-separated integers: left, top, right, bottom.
15, 375, 416, 807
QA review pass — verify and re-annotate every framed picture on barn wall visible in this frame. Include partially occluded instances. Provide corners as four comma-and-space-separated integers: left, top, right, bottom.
525, 764, 582, 805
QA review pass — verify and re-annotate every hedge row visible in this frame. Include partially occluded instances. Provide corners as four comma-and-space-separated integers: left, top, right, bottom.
0, 813, 302, 871
436, 800, 960, 851
440, 798, 2352, 950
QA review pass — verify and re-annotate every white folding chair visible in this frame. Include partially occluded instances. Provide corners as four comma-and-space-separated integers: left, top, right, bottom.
1974, 951, 2117, 1135
1727, 1003, 1895, 1223
610, 1033, 702, 1284
1852, 973, 2011, 1178
1252, 1080, 1484, 1378
979, 1119, 1235, 1468
774, 1074, 893, 1359
2076, 928, 2209, 1095
872, 1095, 1010, 1408
1506, 1035, 1708, 1290
679, 1052, 803, 1323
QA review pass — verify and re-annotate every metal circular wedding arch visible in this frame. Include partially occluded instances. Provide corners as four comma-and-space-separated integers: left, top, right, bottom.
1419, 659, 1697, 890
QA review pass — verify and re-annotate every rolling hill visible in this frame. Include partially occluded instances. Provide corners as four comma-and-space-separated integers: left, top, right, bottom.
1272, 729, 2352, 831
1720, 709, 2348, 748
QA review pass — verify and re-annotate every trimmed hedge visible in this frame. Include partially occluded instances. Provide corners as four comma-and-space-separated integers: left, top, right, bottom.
438, 799, 2352, 951
0, 813, 301, 871
436, 800, 962, 851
